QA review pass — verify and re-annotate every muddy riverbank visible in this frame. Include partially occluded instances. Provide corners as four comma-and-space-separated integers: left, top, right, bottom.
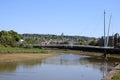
0, 53, 59, 62
102, 64, 120, 80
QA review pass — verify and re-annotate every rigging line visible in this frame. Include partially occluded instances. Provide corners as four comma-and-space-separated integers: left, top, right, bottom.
106, 15, 112, 46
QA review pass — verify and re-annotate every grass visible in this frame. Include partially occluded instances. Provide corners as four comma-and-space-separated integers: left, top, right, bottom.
0, 47, 47, 53
107, 54, 120, 59
111, 70, 120, 80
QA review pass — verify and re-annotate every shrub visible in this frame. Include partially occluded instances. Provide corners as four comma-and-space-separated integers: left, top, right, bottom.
116, 43, 120, 48
89, 40, 98, 46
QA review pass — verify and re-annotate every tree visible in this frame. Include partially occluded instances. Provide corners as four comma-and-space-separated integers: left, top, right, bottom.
0, 30, 22, 47
116, 43, 120, 48
89, 40, 98, 46
8, 30, 22, 41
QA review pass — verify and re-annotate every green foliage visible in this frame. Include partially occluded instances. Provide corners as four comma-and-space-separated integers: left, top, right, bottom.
75, 42, 85, 45
89, 40, 98, 46
116, 43, 120, 48
0, 30, 22, 47
63, 41, 69, 44
24, 38, 41, 44
24, 44, 33, 49
0, 47, 47, 53
111, 70, 120, 80
79, 42, 85, 45
59, 41, 69, 44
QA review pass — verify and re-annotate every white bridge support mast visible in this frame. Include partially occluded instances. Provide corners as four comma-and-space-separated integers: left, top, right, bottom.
106, 15, 112, 47
104, 10, 112, 48
104, 11, 107, 47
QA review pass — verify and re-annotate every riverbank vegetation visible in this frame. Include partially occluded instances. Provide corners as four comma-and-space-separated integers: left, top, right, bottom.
116, 43, 120, 48
111, 70, 120, 80
0, 30, 59, 62
0, 47, 47, 53
0, 30, 47, 53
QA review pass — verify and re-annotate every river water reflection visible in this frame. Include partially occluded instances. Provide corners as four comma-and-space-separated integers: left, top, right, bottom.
0, 52, 119, 80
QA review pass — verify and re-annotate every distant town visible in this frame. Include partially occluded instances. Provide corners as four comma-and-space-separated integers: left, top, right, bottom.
21, 32, 120, 48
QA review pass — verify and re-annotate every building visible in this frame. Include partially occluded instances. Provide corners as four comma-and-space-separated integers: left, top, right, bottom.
98, 33, 120, 47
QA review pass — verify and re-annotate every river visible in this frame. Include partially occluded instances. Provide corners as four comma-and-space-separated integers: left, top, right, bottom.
0, 52, 119, 80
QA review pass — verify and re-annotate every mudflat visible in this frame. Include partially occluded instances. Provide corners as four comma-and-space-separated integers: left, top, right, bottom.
0, 53, 58, 62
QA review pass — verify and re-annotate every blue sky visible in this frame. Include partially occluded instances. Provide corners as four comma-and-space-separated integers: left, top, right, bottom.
0, 0, 120, 37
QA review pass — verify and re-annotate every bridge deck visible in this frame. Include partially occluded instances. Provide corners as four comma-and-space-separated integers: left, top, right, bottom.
33, 44, 120, 54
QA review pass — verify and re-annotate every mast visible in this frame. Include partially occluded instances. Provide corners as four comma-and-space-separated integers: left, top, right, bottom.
106, 15, 112, 46
104, 10, 106, 47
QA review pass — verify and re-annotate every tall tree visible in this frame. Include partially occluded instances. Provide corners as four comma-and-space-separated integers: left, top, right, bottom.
0, 30, 22, 47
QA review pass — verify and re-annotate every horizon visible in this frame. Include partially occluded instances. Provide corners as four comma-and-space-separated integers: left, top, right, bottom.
1, 29, 120, 38
21, 32, 96, 38
0, 0, 120, 37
